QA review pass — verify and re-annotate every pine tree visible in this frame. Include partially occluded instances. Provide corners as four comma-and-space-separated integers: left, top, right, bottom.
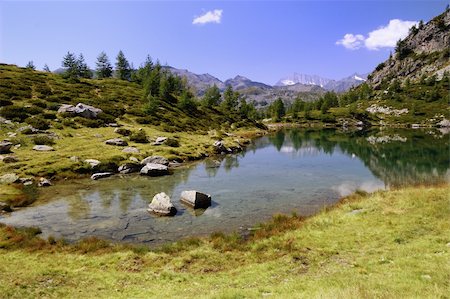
25, 61, 35, 70
62, 52, 78, 79
115, 50, 131, 80
95, 51, 113, 79
77, 54, 92, 78
43, 64, 51, 72
221, 85, 239, 111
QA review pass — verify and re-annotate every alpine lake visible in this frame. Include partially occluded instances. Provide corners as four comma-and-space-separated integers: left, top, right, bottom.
1, 128, 449, 246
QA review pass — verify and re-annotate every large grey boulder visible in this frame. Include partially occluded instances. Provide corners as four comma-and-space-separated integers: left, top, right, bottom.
58, 103, 102, 119
437, 119, 450, 127
147, 192, 177, 216
33, 145, 54, 151
140, 155, 169, 166
105, 138, 128, 146
0, 141, 13, 154
91, 172, 113, 180
122, 147, 140, 154
118, 163, 141, 174
180, 190, 211, 209
140, 163, 169, 176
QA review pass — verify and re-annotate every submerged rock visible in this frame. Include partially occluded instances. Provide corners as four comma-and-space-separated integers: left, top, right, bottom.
180, 190, 211, 209
140, 163, 169, 176
91, 172, 114, 180
140, 156, 169, 166
147, 192, 177, 216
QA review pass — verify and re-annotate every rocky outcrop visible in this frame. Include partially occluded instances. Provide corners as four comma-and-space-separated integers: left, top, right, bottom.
437, 118, 450, 127
58, 103, 103, 119
140, 156, 169, 166
213, 140, 230, 154
147, 192, 177, 216
153, 137, 167, 145
368, 10, 450, 88
0, 141, 13, 154
105, 138, 128, 146
180, 190, 212, 209
140, 163, 169, 176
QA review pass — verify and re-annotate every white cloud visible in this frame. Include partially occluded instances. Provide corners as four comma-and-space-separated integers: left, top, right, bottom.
336, 19, 418, 51
336, 33, 365, 50
193, 9, 223, 25
365, 19, 418, 50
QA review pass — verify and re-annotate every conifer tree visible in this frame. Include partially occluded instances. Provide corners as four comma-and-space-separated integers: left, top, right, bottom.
115, 50, 131, 80
95, 51, 113, 79
62, 52, 78, 79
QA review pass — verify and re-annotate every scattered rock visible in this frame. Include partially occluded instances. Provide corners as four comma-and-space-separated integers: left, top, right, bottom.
38, 177, 52, 187
118, 163, 141, 174
107, 123, 119, 127
17, 125, 39, 134
33, 145, 54, 151
58, 103, 103, 119
437, 118, 450, 128
147, 192, 177, 216
84, 159, 101, 168
0, 202, 12, 212
0, 141, 13, 154
153, 137, 168, 146
140, 156, 169, 166
0, 173, 19, 184
114, 128, 132, 136
213, 140, 229, 154
70, 156, 80, 162
366, 104, 408, 116
1, 156, 19, 163
18, 178, 33, 186
105, 138, 128, 146
140, 163, 169, 176
129, 157, 139, 163
94, 134, 104, 138
0, 117, 13, 125
7, 132, 17, 138
122, 147, 140, 153
91, 172, 114, 180
180, 190, 212, 209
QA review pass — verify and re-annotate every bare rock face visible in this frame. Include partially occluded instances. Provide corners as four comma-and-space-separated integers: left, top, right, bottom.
140, 156, 169, 166
0, 141, 13, 154
180, 190, 212, 209
140, 163, 169, 176
148, 192, 177, 216
367, 10, 450, 88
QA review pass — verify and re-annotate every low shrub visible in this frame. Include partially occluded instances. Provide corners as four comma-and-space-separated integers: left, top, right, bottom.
0, 105, 29, 121
129, 131, 149, 143
32, 135, 55, 145
165, 138, 180, 147
25, 116, 50, 130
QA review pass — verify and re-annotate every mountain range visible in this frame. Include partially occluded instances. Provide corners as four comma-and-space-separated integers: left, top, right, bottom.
164, 67, 367, 106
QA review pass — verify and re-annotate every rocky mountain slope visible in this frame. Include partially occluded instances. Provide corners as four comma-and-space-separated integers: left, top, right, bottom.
276, 72, 368, 92
367, 9, 450, 88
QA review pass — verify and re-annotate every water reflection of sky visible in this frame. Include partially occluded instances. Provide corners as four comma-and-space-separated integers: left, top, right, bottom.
1, 128, 448, 245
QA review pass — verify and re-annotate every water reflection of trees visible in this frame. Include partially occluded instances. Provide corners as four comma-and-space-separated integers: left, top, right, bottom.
266, 128, 449, 188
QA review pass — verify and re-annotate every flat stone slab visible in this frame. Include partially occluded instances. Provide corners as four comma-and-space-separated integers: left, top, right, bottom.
122, 147, 140, 153
33, 145, 54, 151
140, 155, 169, 166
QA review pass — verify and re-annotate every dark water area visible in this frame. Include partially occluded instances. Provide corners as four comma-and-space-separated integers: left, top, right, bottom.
1, 128, 448, 245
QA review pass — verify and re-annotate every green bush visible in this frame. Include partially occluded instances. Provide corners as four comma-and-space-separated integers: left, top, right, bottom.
0, 105, 29, 121
25, 116, 50, 130
129, 131, 148, 143
165, 138, 180, 147
32, 135, 55, 145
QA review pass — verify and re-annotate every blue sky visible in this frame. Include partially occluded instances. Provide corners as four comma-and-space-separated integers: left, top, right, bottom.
0, 1, 447, 84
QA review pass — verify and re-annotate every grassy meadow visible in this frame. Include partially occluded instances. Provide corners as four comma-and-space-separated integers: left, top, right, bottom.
0, 185, 448, 298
